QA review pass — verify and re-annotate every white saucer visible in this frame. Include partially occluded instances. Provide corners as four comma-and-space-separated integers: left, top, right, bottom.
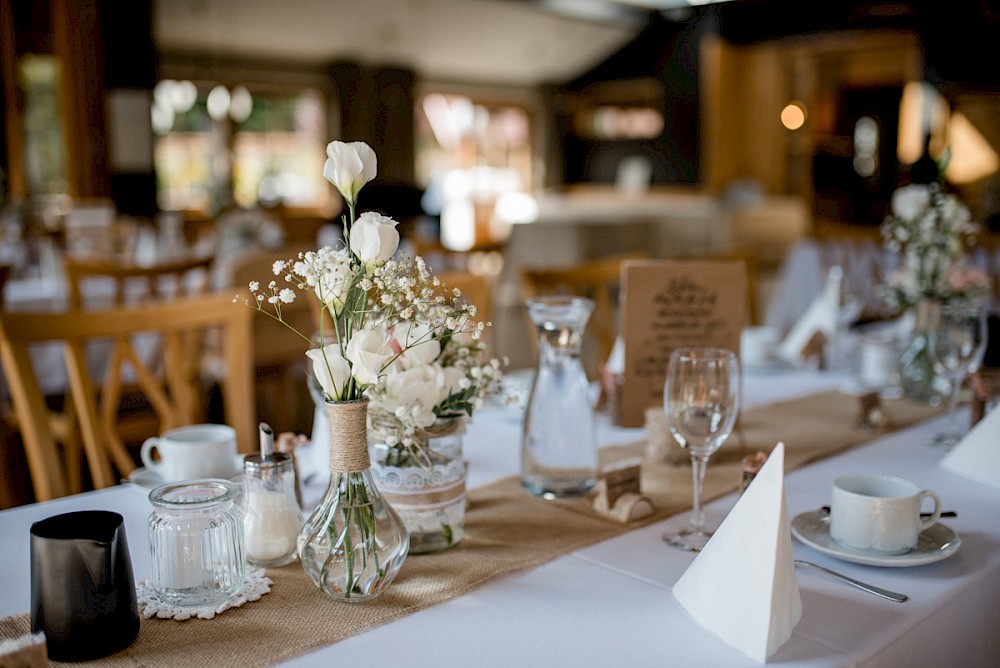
126, 456, 245, 491
126, 466, 165, 490
791, 509, 961, 567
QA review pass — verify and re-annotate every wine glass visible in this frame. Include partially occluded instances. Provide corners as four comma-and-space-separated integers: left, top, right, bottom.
662, 347, 742, 552
928, 302, 988, 449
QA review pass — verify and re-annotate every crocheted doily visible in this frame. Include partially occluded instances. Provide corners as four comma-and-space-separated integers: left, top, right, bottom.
137, 568, 272, 620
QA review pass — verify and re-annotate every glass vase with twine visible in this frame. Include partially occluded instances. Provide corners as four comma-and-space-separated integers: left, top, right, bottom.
898, 299, 950, 404
298, 399, 409, 601
369, 416, 467, 554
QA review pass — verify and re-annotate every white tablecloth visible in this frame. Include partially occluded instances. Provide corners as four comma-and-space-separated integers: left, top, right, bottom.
2, 368, 999, 667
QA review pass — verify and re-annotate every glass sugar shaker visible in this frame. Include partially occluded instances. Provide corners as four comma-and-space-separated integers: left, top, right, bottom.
243, 423, 303, 567
148, 478, 246, 607
521, 295, 598, 498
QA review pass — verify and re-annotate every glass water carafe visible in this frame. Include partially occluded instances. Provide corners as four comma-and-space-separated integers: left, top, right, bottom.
521, 296, 598, 498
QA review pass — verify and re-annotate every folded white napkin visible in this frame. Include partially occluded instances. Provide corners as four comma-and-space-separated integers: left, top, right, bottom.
940, 406, 1000, 490
673, 442, 801, 663
777, 266, 842, 364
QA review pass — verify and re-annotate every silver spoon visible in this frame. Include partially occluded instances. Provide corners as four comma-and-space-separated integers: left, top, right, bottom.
794, 560, 908, 603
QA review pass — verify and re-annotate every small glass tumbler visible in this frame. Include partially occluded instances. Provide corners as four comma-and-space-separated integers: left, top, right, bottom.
243, 453, 303, 567
852, 332, 901, 398
148, 479, 246, 607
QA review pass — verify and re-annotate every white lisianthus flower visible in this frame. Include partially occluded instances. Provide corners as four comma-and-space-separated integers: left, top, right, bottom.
323, 140, 377, 207
382, 364, 449, 418
307, 343, 352, 401
350, 212, 399, 270
391, 321, 440, 369
315, 263, 352, 316
346, 326, 392, 387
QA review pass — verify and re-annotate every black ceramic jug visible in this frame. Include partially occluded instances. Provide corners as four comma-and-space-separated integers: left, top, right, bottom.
30, 510, 140, 662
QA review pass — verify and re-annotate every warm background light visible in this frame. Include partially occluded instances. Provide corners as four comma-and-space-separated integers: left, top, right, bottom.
944, 111, 1000, 184
897, 81, 949, 164
780, 102, 806, 130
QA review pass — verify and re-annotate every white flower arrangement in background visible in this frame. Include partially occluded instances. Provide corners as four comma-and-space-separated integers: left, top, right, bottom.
241, 140, 502, 465
880, 181, 989, 312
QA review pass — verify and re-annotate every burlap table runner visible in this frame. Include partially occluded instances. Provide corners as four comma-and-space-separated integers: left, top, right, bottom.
0, 390, 942, 667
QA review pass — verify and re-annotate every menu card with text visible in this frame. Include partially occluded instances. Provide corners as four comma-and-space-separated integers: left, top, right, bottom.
619, 259, 747, 427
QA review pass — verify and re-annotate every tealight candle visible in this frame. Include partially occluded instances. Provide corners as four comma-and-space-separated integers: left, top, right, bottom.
147, 479, 246, 607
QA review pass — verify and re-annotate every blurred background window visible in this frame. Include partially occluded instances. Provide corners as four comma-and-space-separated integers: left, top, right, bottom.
415, 91, 536, 251
152, 82, 329, 214
19, 55, 67, 198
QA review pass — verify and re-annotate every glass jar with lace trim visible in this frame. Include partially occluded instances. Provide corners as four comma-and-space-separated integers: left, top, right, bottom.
369, 418, 467, 554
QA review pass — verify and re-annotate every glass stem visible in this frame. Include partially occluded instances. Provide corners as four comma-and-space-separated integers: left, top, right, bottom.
689, 455, 709, 531
947, 376, 962, 436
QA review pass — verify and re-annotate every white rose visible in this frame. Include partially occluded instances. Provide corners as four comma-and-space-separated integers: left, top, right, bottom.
323, 141, 377, 206
306, 343, 351, 401
442, 366, 468, 396
891, 184, 930, 221
346, 326, 391, 387
382, 364, 449, 413
392, 321, 441, 368
350, 212, 399, 269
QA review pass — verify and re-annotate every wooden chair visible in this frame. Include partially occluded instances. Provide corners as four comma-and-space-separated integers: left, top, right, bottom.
229, 247, 314, 432
0, 264, 9, 309
0, 293, 255, 502
0, 264, 24, 507
58, 253, 218, 477
521, 254, 644, 377
63, 253, 214, 310
437, 269, 493, 320
434, 269, 495, 351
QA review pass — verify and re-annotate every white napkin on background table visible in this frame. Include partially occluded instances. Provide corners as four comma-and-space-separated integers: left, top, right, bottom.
673, 442, 801, 663
940, 406, 1000, 490
777, 266, 842, 364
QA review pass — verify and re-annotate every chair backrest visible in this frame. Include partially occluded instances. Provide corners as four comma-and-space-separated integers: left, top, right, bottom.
0, 263, 9, 310
63, 253, 214, 310
63, 199, 116, 257
228, 247, 315, 431
437, 268, 493, 323
521, 254, 644, 376
0, 293, 254, 501
228, 246, 313, 366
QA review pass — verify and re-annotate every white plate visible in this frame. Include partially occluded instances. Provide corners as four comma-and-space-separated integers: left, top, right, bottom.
791, 509, 961, 567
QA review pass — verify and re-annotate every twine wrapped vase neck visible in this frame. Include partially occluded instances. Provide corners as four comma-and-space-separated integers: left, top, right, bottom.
914, 299, 942, 332
326, 400, 371, 472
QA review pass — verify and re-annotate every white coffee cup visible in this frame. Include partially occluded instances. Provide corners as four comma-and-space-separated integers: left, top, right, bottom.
829, 474, 942, 554
140, 424, 241, 483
